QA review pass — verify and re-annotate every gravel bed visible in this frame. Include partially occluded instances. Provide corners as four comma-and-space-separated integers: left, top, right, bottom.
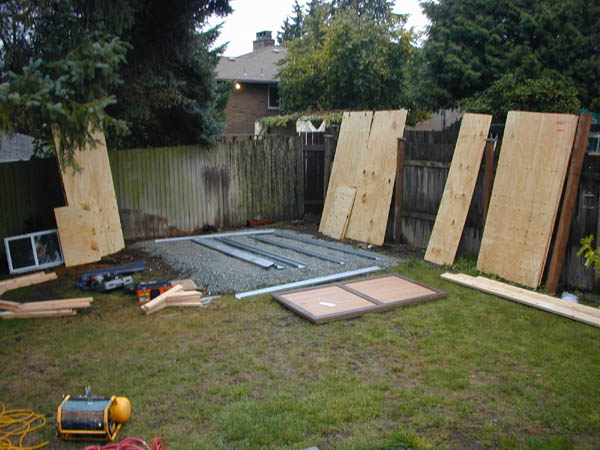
130, 230, 400, 295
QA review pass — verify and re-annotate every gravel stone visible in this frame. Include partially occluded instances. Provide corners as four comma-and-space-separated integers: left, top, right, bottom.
131, 230, 400, 295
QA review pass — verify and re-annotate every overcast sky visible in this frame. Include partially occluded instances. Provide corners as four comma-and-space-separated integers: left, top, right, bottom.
206, 0, 429, 57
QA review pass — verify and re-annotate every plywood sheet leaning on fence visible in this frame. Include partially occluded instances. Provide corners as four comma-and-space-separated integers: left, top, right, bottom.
54, 127, 125, 261
441, 272, 600, 328
476, 111, 578, 288
321, 185, 356, 239
345, 110, 408, 245
425, 113, 492, 265
319, 111, 373, 238
54, 205, 103, 267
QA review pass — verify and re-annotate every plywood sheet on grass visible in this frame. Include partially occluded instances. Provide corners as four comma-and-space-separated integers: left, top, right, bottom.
319, 111, 373, 237
321, 185, 356, 239
272, 274, 446, 324
55, 128, 124, 258
344, 110, 408, 245
425, 113, 492, 265
54, 205, 102, 267
476, 111, 578, 288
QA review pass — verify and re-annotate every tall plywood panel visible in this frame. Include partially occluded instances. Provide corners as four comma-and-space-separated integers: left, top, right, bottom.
55, 129, 125, 258
425, 113, 492, 265
319, 111, 373, 237
477, 111, 578, 288
344, 110, 407, 245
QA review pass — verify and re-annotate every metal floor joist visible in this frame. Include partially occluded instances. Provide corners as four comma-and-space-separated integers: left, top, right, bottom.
274, 231, 382, 260
252, 235, 347, 265
192, 238, 285, 269
216, 237, 307, 269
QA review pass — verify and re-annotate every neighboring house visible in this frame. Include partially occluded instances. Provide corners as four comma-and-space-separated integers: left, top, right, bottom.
216, 31, 287, 135
0, 133, 35, 162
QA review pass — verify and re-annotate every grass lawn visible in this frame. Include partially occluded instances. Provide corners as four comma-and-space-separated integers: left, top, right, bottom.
1, 259, 599, 449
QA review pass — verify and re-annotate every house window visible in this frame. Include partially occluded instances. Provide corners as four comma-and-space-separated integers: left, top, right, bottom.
268, 84, 280, 110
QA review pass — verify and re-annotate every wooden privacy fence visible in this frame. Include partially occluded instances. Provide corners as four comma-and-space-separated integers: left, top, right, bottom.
109, 137, 304, 240
0, 158, 65, 247
398, 122, 600, 292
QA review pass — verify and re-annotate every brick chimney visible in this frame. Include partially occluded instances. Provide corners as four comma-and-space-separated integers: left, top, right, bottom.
253, 31, 275, 51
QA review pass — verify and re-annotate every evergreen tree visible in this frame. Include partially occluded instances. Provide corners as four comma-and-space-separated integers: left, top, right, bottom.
0, 0, 232, 164
419, 0, 600, 115
278, 0, 305, 44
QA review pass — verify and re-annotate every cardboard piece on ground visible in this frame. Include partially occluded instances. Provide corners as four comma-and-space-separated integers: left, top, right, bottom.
345, 110, 408, 245
54, 206, 103, 267
319, 111, 373, 235
170, 279, 198, 291
441, 272, 600, 328
272, 274, 446, 324
425, 113, 492, 265
321, 185, 357, 239
54, 127, 124, 261
476, 111, 578, 288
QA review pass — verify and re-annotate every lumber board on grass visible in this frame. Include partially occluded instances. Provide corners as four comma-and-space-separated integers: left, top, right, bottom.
319, 111, 373, 235
321, 185, 356, 239
441, 272, 600, 328
0, 300, 20, 311
0, 272, 57, 295
165, 301, 204, 307
54, 205, 103, 267
345, 110, 408, 246
476, 111, 578, 288
141, 284, 183, 314
0, 309, 77, 319
17, 297, 93, 312
54, 127, 124, 258
425, 113, 492, 265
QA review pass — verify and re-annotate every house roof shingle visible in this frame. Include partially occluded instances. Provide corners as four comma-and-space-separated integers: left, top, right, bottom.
215, 46, 287, 84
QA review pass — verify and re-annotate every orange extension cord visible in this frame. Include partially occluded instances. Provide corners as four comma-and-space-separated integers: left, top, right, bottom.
0, 401, 48, 450
83, 437, 167, 450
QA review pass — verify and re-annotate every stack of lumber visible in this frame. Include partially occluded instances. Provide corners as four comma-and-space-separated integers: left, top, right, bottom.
140, 284, 204, 315
0, 271, 93, 319
0, 297, 94, 319
441, 272, 600, 328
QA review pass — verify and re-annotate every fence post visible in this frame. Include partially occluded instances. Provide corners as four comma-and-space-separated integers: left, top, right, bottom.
323, 134, 334, 202
482, 138, 496, 227
394, 137, 406, 242
545, 113, 593, 294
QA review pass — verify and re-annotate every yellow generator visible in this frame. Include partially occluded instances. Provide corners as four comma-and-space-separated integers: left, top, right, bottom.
57, 394, 131, 441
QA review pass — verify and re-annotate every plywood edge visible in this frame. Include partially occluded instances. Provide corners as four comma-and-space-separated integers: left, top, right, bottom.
441, 272, 600, 328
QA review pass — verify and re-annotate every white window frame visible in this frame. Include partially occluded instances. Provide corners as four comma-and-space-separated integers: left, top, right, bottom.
4, 229, 64, 274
